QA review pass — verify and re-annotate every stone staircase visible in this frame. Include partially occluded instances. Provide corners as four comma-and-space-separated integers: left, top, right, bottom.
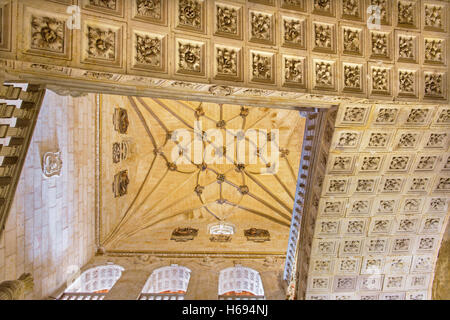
0, 82, 46, 237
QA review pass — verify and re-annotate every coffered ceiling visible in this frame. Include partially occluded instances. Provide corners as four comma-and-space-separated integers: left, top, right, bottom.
98, 94, 305, 256
0, 0, 448, 109
304, 104, 449, 300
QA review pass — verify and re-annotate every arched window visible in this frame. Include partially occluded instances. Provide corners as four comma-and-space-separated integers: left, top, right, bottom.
139, 264, 191, 300
60, 264, 124, 300
219, 265, 265, 300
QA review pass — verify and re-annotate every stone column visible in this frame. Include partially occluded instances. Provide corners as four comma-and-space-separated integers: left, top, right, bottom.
0, 273, 34, 300
260, 271, 285, 300
103, 270, 150, 300
185, 270, 219, 300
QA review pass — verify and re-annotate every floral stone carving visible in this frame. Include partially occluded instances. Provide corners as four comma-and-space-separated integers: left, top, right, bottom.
424, 39, 444, 64
313, 0, 333, 16
251, 52, 273, 83
284, 56, 305, 87
31, 16, 64, 53
343, 64, 362, 92
313, 23, 334, 52
178, 0, 203, 31
89, 0, 117, 10
136, 0, 162, 20
112, 141, 130, 164
397, 1, 415, 27
42, 151, 63, 178
372, 67, 389, 93
398, 70, 415, 95
425, 5, 443, 31
398, 36, 415, 61
216, 4, 239, 38
342, 0, 361, 20
424, 73, 444, 98
135, 33, 162, 69
283, 18, 305, 49
87, 26, 116, 60
371, 32, 389, 58
177, 41, 203, 75
342, 28, 361, 55
216, 46, 238, 79
250, 11, 273, 44
314, 61, 334, 89
370, 0, 389, 25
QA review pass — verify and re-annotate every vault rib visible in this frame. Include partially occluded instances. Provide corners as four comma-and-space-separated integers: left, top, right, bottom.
128, 96, 158, 149
101, 154, 158, 246
152, 98, 194, 130
244, 171, 293, 214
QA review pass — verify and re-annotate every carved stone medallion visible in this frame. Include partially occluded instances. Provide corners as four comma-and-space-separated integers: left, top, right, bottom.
42, 151, 63, 178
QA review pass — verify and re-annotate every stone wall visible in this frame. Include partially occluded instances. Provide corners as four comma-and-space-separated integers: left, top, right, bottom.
0, 90, 97, 299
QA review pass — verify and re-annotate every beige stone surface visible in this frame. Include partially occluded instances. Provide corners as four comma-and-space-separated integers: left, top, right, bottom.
84, 254, 286, 300
98, 94, 305, 255
305, 103, 450, 300
0, 90, 97, 299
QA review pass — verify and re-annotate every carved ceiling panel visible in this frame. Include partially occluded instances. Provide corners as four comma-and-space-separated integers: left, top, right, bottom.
305, 103, 450, 300
98, 94, 306, 256
0, 0, 447, 105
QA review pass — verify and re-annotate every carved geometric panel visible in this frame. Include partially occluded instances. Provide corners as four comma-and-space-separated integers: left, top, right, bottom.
397, 69, 418, 98
341, 25, 364, 57
81, 0, 125, 18
342, 62, 365, 94
369, 30, 393, 61
307, 102, 449, 300
175, 0, 206, 34
423, 2, 447, 33
312, 58, 337, 91
372, 106, 401, 126
396, 0, 419, 29
22, 6, 72, 60
282, 54, 307, 89
396, 32, 419, 64
175, 38, 206, 78
214, 2, 243, 40
280, 0, 306, 12
370, 65, 392, 96
312, 21, 336, 54
248, 9, 275, 46
130, 29, 167, 74
214, 44, 243, 82
249, 49, 275, 85
132, 0, 168, 26
81, 19, 124, 68
312, 0, 336, 17
281, 15, 306, 50
423, 70, 447, 100
423, 37, 446, 66
368, 0, 392, 26
340, 0, 364, 22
